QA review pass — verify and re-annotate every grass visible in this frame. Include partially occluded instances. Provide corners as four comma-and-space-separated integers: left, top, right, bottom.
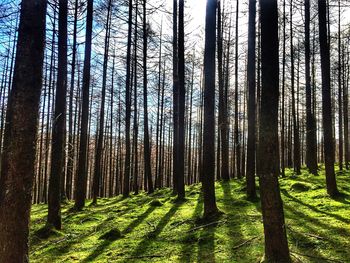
29, 166, 350, 262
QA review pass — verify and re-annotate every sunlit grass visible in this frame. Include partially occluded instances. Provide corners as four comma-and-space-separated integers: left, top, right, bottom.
30, 166, 350, 262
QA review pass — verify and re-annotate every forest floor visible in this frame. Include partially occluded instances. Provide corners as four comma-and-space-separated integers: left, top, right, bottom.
29, 166, 350, 263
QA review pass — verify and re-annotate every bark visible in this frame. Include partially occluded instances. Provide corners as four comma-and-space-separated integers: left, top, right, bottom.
74, 0, 93, 209
202, 0, 219, 218
48, 0, 68, 229
337, 1, 343, 171
305, 0, 318, 175
123, 0, 133, 197
234, 0, 241, 178
92, 0, 112, 204
172, 0, 179, 194
318, 0, 338, 197
246, 0, 257, 199
177, 0, 185, 199
290, 1, 301, 175
66, 0, 79, 199
217, 0, 229, 182
0, 0, 46, 260
258, 0, 291, 261
142, 0, 154, 194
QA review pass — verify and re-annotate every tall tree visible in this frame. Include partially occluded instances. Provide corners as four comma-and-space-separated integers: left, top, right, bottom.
318, 0, 338, 197
343, 42, 349, 169
202, 0, 219, 218
177, 0, 185, 199
234, 0, 241, 178
305, 0, 318, 175
92, 0, 112, 204
290, 1, 301, 175
47, 0, 68, 230
123, 0, 133, 197
281, 0, 286, 177
246, 0, 257, 199
132, 0, 139, 194
258, 0, 291, 261
74, 0, 93, 209
217, 0, 229, 181
172, 0, 179, 194
337, 1, 343, 171
66, 0, 79, 200
0, 0, 47, 260
142, 0, 154, 194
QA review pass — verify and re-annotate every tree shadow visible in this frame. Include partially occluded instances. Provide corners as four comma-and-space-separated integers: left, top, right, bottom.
197, 222, 216, 263
220, 181, 252, 260
128, 202, 183, 259
281, 189, 350, 225
81, 240, 112, 263
283, 202, 350, 261
122, 205, 157, 234
180, 194, 203, 262
81, 205, 158, 262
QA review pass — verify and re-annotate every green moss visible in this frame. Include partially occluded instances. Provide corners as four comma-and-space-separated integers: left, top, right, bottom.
29, 166, 350, 262
290, 182, 312, 192
149, 199, 163, 207
99, 228, 122, 241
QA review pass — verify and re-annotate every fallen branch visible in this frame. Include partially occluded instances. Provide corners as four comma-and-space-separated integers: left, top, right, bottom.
287, 225, 327, 240
291, 251, 343, 263
124, 255, 164, 259
169, 219, 194, 230
232, 236, 260, 250
186, 220, 226, 232
146, 220, 156, 231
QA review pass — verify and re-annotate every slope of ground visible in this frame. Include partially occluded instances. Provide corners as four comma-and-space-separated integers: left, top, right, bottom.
29, 167, 350, 262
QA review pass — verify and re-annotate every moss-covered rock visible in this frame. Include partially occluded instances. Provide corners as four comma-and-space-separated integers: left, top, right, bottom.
99, 228, 122, 241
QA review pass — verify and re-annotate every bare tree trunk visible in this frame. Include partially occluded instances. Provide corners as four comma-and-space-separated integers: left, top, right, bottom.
123, 0, 133, 197
0, 0, 46, 260
175, 0, 185, 199
74, 0, 93, 209
202, 0, 219, 218
142, 0, 154, 194
318, 0, 338, 197
48, 0, 68, 229
337, 1, 343, 171
290, 1, 301, 175
92, 0, 112, 204
234, 0, 241, 178
172, 0, 179, 194
258, 0, 290, 261
66, 0, 79, 199
305, 0, 318, 175
246, 0, 257, 199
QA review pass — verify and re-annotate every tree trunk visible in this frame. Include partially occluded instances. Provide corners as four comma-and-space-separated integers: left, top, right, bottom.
290, 1, 301, 175
0, 0, 46, 260
246, 0, 257, 199
337, 1, 343, 171
74, 0, 93, 209
202, 0, 219, 218
142, 0, 154, 194
48, 0, 68, 229
176, 0, 185, 199
172, 0, 179, 194
258, 0, 291, 261
234, 0, 241, 178
92, 0, 112, 204
66, 0, 79, 199
305, 0, 318, 175
123, 0, 133, 197
318, 0, 338, 197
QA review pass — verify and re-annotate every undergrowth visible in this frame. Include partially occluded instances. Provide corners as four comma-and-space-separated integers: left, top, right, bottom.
29, 166, 350, 262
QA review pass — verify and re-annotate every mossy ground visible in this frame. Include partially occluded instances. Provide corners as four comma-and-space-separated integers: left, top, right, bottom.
30, 166, 350, 262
